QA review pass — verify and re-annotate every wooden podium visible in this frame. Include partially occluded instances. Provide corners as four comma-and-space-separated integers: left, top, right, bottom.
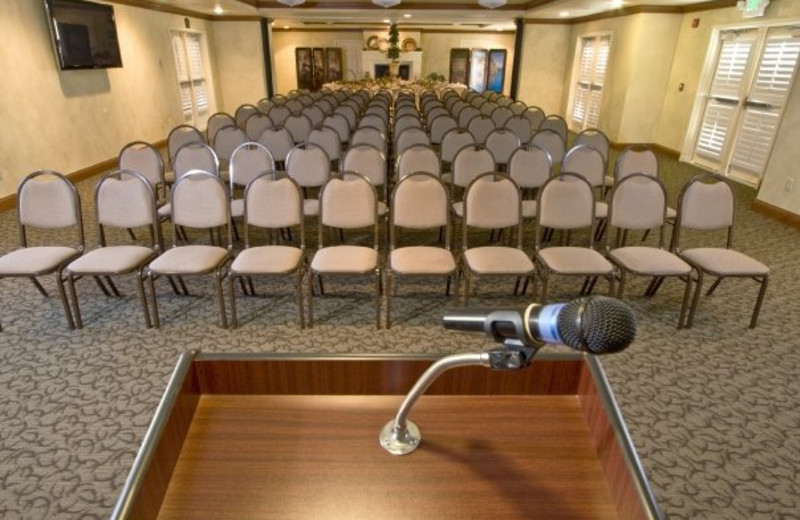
112, 352, 661, 519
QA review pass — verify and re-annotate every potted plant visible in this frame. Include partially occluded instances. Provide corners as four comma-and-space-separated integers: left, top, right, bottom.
387, 23, 401, 77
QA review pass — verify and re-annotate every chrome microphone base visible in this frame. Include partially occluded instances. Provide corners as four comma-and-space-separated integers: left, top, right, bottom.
379, 420, 421, 455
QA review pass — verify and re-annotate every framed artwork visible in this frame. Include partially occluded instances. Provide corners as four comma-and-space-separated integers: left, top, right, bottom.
487, 49, 507, 93
325, 47, 342, 82
449, 48, 470, 85
469, 49, 488, 92
295, 47, 313, 90
312, 47, 325, 90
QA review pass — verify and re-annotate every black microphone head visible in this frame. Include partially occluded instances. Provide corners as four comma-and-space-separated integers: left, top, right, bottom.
556, 296, 636, 354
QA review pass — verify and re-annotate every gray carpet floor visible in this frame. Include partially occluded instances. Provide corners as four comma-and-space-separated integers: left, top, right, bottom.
1, 152, 799, 519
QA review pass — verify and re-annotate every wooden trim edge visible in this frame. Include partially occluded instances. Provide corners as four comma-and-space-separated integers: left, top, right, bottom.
607, 140, 681, 159
752, 199, 800, 230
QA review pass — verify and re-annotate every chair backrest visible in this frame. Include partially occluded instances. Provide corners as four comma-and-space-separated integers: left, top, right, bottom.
257, 126, 295, 164
170, 172, 230, 246
396, 144, 441, 179
229, 142, 276, 190
484, 128, 521, 166
256, 98, 272, 114
391, 172, 450, 238
95, 170, 159, 248
118, 141, 165, 199
440, 128, 476, 164
615, 144, 658, 182
395, 105, 419, 120
302, 105, 325, 129
429, 114, 458, 145
213, 125, 248, 165
351, 126, 387, 153
308, 126, 342, 163
167, 125, 204, 167
575, 128, 610, 164
16, 170, 84, 249
245, 112, 274, 141
268, 104, 292, 126
509, 100, 528, 115
334, 104, 358, 130
323, 113, 351, 144
538, 114, 568, 142
504, 115, 534, 145
457, 105, 480, 128
341, 144, 387, 189
284, 114, 313, 144
358, 113, 388, 135
243, 174, 304, 249
286, 142, 331, 188
674, 173, 736, 249
173, 142, 219, 183
490, 106, 513, 127
318, 172, 378, 248
235, 104, 259, 129
508, 144, 552, 189
463, 172, 523, 248
479, 100, 496, 116
395, 127, 431, 156
530, 129, 565, 166
607, 173, 668, 248
452, 145, 496, 188
425, 106, 449, 128
207, 112, 235, 142
521, 107, 545, 129
466, 115, 497, 145
562, 144, 605, 188
394, 114, 422, 137
536, 173, 595, 238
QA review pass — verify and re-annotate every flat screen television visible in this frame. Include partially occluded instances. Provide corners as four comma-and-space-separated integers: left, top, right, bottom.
43, 0, 123, 70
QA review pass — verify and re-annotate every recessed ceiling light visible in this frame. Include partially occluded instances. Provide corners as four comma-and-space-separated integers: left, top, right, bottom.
373, 0, 401, 7
403, 13, 411, 18
478, 0, 506, 8
213, 5, 223, 14
277, 0, 305, 6
283, 25, 290, 29
611, 0, 623, 7
559, 10, 570, 17
383, 18, 390, 23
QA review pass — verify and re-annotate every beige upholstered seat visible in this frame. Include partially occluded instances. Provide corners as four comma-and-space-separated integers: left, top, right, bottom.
308, 173, 381, 328
0, 171, 84, 331
352, 125, 387, 154
395, 127, 430, 158
65, 170, 159, 328
605, 174, 693, 327
387, 173, 457, 328
228, 175, 306, 328
533, 173, 615, 302
674, 173, 769, 328
508, 144, 552, 219
267, 104, 291, 126
146, 172, 232, 328
460, 172, 534, 304
490, 106, 513, 127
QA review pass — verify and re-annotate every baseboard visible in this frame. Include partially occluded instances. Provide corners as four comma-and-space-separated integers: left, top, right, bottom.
752, 199, 800, 230
608, 140, 681, 159
0, 138, 167, 214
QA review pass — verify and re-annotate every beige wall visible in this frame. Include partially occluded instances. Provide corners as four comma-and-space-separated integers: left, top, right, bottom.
211, 21, 266, 113
516, 23, 570, 116
271, 30, 363, 94
0, 0, 218, 199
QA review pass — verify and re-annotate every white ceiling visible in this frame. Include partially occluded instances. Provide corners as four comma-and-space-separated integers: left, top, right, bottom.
150, 0, 720, 30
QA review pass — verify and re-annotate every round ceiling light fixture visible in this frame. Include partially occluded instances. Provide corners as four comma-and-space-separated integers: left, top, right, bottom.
373, 0, 402, 7
478, 0, 506, 8
277, 0, 306, 6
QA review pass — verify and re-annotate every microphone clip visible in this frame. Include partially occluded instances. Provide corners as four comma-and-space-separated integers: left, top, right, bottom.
487, 342, 537, 370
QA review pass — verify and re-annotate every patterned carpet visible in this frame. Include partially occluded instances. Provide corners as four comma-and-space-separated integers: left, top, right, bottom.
1, 152, 799, 519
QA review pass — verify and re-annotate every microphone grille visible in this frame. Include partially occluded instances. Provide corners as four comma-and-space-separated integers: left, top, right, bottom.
556, 296, 636, 354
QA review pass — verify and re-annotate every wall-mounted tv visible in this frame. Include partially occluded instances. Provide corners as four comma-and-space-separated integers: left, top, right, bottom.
43, 0, 123, 70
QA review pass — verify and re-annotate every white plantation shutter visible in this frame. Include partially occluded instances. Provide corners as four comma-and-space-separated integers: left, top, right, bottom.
695, 101, 736, 160
170, 30, 211, 126
571, 35, 610, 130
730, 28, 800, 176
710, 33, 756, 98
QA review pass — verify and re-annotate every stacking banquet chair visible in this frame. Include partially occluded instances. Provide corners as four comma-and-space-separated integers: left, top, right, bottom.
533, 172, 616, 303
449, 145, 496, 219
605, 174, 693, 328
466, 114, 496, 146
396, 144, 441, 180
165, 124, 205, 184
562, 144, 608, 238
522, 106, 546, 130
213, 124, 248, 178
145, 172, 232, 328
574, 128, 610, 187
460, 172, 535, 304
394, 127, 430, 158
207, 112, 236, 143
340, 144, 388, 214
308, 126, 342, 170
245, 112, 274, 141
530, 129, 565, 170
0, 171, 84, 331
308, 172, 381, 329
485, 128, 521, 171
504, 115, 534, 146
118, 141, 166, 205
286, 142, 331, 218
429, 114, 457, 146
65, 170, 160, 329
358, 114, 388, 136
490, 106, 513, 127
229, 142, 276, 224
159, 143, 219, 224
440, 128, 476, 173
235, 104, 259, 129
673, 173, 769, 328
322, 113, 351, 148
508, 144, 552, 221
284, 113, 313, 144
614, 144, 676, 239
228, 174, 306, 328
257, 126, 295, 170
386, 172, 457, 328
351, 125, 387, 155
538, 114, 568, 143
268, 104, 291, 126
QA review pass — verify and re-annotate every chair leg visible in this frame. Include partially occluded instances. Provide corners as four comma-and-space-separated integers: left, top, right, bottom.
386, 271, 393, 329
178, 276, 190, 296
678, 274, 692, 329
148, 273, 161, 328
105, 276, 121, 297
463, 270, 471, 306
706, 277, 722, 296
749, 276, 768, 329
248, 276, 256, 296
375, 269, 382, 329
127, 228, 137, 241
297, 269, 305, 329
238, 276, 249, 296
686, 271, 704, 329
229, 274, 239, 329
167, 276, 181, 295
617, 272, 627, 299
307, 271, 315, 328
215, 270, 228, 329
55, 270, 75, 330
30, 277, 49, 297
67, 274, 83, 330
94, 276, 112, 297
540, 275, 549, 304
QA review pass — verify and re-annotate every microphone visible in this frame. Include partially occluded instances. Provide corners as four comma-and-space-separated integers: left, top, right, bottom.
442, 295, 636, 354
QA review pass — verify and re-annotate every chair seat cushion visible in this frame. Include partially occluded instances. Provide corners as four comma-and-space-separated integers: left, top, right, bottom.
67, 246, 155, 274
604, 175, 614, 187
157, 203, 172, 218
391, 246, 456, 274
0, 247, 80, 275
441, 172, 452, 184
311, 246, 378, 273
521, 200, 537, 219
666, 206, 677, 220
231, 198, 244, 218
537, 246, 614, 275
303, 199, 319, 217
681, 248, 769, 276
595, 201, 608, 219
610, 247, 691, 275
148, 245, 229, 274
378, 201, 389, 217
463, 247, 534, 274
231, 246, 303, 274
452, 201, 463, 218
164, 170, 175, 183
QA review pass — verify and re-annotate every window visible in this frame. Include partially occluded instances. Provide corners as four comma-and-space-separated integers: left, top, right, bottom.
690, 25, 800, 186
171, 30, 212, 127
569, 34, 611, 131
